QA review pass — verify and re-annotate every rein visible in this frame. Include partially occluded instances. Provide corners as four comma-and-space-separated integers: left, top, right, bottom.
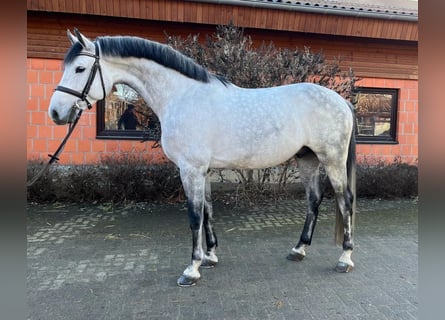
27, 108, 84, 187
28, 41, 105, 187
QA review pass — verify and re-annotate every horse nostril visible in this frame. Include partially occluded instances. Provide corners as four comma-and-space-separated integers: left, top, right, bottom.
51, 109, 59, 121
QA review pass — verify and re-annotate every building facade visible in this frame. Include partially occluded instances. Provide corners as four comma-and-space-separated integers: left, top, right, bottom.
27, 0, 418, 164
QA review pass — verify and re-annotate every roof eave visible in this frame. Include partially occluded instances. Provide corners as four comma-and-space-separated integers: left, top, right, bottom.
187, 0, 418, 22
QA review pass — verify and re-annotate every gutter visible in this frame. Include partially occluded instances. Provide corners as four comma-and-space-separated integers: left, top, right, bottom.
186, 0, 418, 22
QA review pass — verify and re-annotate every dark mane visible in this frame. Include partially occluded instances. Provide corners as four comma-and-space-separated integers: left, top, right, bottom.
64, 42, 84, 65
96, 36, 229, 85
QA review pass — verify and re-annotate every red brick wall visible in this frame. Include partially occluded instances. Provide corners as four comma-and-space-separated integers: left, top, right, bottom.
27, 58, 418, 165
355, 78, 418, 164
27, 58, 167, 164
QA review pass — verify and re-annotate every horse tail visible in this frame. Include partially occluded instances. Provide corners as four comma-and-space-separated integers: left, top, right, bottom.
335, 101, 356, 246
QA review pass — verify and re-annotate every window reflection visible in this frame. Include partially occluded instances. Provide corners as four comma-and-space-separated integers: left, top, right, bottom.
97, 83, 161, 141
355, 88, 398, 143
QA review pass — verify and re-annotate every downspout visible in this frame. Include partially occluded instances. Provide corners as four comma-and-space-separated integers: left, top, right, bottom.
186, 0, 418, 22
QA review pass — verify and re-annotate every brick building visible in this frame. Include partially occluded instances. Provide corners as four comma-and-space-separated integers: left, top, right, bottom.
27, 0, 418, 164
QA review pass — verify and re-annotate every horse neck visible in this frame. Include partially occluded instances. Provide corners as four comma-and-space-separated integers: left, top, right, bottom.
103, 56, 199, 119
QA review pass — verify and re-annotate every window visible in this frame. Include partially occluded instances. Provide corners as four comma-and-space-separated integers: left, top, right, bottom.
96, 83, 161, 141
355, 87, 398, 144
97, 85, 398, 144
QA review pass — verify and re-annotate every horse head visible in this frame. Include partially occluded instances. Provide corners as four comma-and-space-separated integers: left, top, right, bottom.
48, 29, 109, 125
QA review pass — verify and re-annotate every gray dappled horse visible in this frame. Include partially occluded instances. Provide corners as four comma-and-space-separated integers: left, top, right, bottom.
48, 29, 356, 287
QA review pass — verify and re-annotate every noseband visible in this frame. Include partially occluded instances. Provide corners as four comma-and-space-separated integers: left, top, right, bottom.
28, 42, 107, 187
55, 42, 106, 110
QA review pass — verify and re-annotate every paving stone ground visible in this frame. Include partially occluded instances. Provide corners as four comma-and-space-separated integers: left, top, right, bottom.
27, 198, 418, 320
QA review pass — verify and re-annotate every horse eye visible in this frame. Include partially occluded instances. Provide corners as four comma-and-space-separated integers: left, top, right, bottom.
75, 66, 86, 73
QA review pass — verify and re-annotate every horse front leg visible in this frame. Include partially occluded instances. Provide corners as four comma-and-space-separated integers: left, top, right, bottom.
201, 175, 218, 268
177, 166, 206, 287
287, 178, 323, 261
287, 152, 323, 261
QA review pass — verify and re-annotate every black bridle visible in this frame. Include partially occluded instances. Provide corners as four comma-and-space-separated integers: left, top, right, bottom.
55, 41, 106, 110
27, 42, 106, 187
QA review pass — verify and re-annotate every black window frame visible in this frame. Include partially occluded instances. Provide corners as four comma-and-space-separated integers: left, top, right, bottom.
97, 85, 399, 144
354, 87, 399, 144
96, 84, 160, 141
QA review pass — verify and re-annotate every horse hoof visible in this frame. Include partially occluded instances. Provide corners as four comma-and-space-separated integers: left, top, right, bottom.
177, 274, 200, 287
335, 262, 353, 273
200, 259, 217, 269
286, 252, 305, 261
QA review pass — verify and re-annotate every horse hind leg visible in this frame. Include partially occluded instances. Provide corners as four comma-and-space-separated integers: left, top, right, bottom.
287, 149, 323, 262
201, 175, 219, 268
324, 162, 355, 273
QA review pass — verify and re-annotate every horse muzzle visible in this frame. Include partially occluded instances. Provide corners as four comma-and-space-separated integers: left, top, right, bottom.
50, 101, 86, 125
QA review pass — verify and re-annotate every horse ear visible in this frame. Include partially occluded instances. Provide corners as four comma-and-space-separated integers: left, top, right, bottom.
72, 28, 95, 51
67, 29, 77, 45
